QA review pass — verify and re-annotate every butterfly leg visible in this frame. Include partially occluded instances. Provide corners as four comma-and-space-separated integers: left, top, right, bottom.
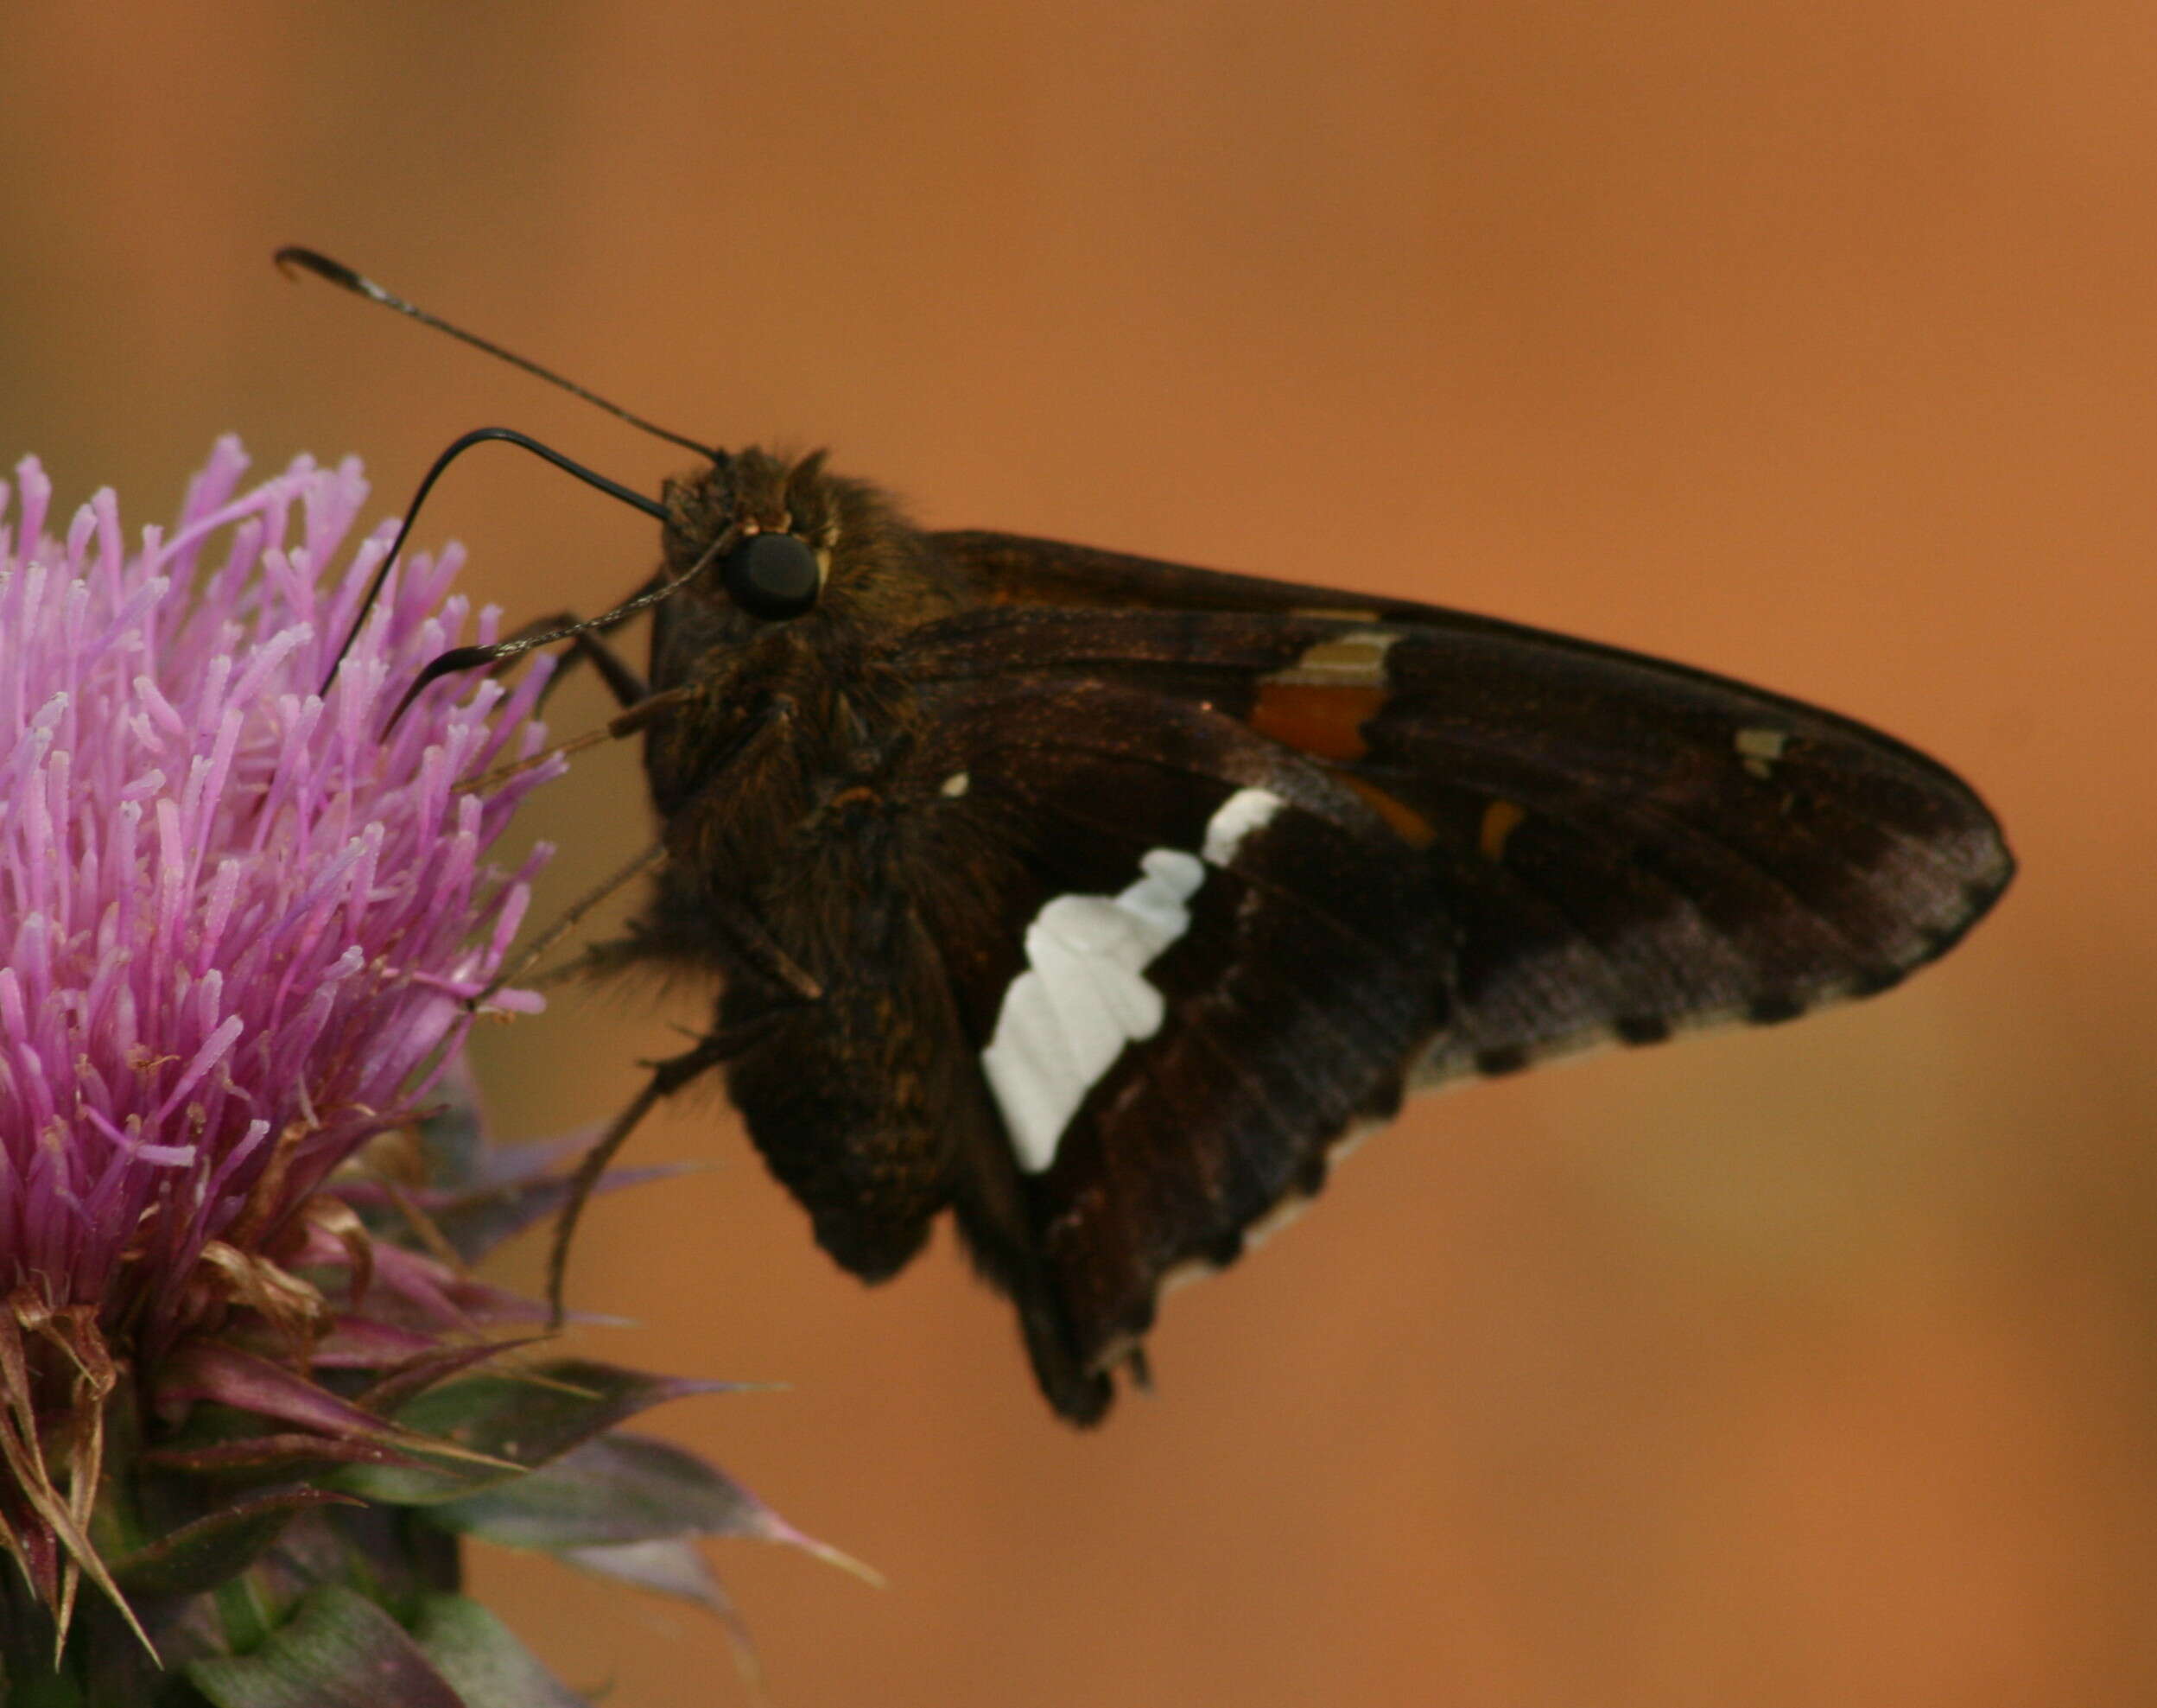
544, 1015, 787, 1322
405, 567, 668, 716
465, 678, 701, 796
483, 607, 651, 712
454, 597, 677, 793
468, 837, 671, 1007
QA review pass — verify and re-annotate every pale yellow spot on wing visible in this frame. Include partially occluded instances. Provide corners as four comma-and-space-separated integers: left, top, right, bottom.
1735, 726, 1791, 779
1264, 628, 1402, 688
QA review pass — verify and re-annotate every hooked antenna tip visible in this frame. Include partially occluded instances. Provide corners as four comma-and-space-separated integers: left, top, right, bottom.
271, 245, 722, 461
276, 245, 346, 285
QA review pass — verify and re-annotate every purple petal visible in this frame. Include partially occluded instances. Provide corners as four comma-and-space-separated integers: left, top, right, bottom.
0, 446, 560, 1349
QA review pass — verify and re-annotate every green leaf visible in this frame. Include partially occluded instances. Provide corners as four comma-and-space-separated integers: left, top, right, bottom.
155, 1346, 518, 1493
409, 1593, 587, 1708
561, 1536, 729, 1608
140, 1432, 417, 1485
337, 1360, 738, 1507
185, 1584, 464, 1708
154, 1343, 450, 1457
561, 1539, 764, 1692
426, 1431, 878, 1581
423, 1431, 755, 1548
108, 1489, 359, 1599
351, 1336, 549, 1417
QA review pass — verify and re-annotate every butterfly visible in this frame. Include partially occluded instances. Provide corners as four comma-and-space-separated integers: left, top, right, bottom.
285, 251, 2014, 1425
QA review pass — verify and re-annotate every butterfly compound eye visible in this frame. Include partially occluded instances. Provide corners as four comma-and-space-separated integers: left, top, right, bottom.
721, 531, 822, 620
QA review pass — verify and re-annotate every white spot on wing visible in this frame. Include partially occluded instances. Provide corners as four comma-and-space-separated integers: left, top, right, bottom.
1202, 786, 1284, 867
980, 788, 1290, 1174
983, 849, 1203, 1172
940, 770, 970, 797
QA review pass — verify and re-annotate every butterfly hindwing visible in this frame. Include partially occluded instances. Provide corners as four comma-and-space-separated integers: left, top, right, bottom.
895, 672, 1450, 1406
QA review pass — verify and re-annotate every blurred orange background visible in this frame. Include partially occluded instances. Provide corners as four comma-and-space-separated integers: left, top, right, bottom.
3, 5, 2148, 1703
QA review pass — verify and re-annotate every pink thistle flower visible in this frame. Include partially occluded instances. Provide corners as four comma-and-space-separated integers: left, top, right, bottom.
0, 442, 863, 1699
0, 437, 559, 1660
0, 436, 555, 1354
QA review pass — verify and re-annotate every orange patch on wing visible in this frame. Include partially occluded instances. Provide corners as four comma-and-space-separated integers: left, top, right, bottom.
1249, 683, 1384, 761
1479, 798, 1526, 862
1339, 774, 1438, 848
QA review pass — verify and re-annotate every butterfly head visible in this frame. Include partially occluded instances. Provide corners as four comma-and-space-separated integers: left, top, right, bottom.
657, 447, 835, 625
658, 447, 958, 640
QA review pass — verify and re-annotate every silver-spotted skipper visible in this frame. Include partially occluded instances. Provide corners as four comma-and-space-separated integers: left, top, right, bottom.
283, 251, 2014, 1425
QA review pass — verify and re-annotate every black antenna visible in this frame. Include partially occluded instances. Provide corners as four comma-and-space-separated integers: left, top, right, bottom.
318, 425, 672, 695
276, 246, 718, 460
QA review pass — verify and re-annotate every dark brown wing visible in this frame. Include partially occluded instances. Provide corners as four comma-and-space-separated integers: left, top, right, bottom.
893, 672, 1445, 1420
888, 540, 2010, 1420
935, 529, 1447, 616
923, 537, 2012, 1069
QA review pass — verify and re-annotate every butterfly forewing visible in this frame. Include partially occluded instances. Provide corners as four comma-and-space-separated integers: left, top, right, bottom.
1350, 619, 2008, 1078
887, 542, 2009, 1406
